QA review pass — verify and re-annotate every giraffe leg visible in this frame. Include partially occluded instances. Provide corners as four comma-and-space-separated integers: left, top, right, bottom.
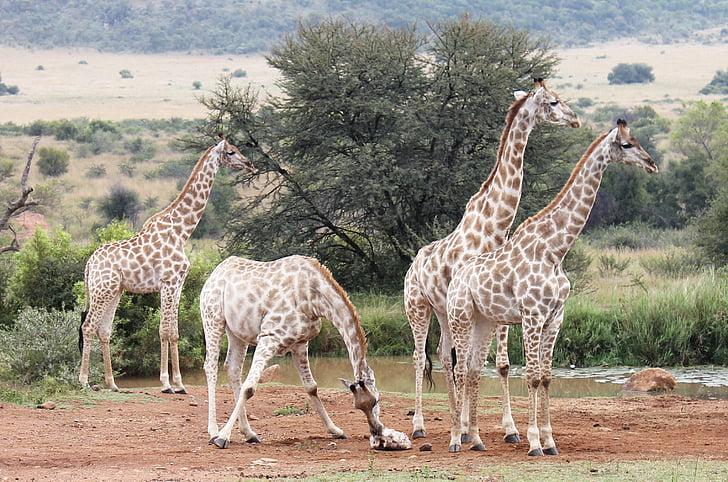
223, 331, 254, 437
438, 329, 463, 453
97, 293, 122, 392
495, 324, 520, 443
212, 335, 280, 448
202, 299, 225, 441
522, 315, 544, 456
464, 321, 497, 452
78, 288, 119, 388
159, 284, 185, 394
404, 277, 432, 439
291, 342, 345, 438
539, 306, 564, 456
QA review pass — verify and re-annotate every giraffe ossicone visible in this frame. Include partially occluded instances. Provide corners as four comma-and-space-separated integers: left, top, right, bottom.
404, 78, 580, 442
200, 255, 411, 450
78, 138, 256, 393
446, 119, 657, 455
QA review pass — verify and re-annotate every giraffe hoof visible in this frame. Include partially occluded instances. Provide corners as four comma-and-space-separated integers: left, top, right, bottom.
543, 447, 559, 456
212, 437, 230, 449
161, 388, 174, 394
332, 432, 347, 439
174, 388, 187, 395
245, 435, 261, 444
527, 448, 544, 457
470, 443, 486, 452
504, 433, 521, 444
460, 434, 473, 444
448, 444, 461, 453
412, 430, 426, 439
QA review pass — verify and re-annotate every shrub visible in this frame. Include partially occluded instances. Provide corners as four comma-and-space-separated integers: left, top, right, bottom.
85, 164, 107, 178
586, 224, 694, 250
98, 186, 141, 224
563, 240, 593, 293
192, 80, 202, 90
124, 137, 156, 161
575, 97, 593, 108
53, 120, 80, 141
639, 249, 707, 277
35, 65, 44, 71
0, 307, 102, 384
232, 69, 247, 78
0, 158, 14, 180
598, 254, 630, 277
0, 74, 19, 96
89, 130, 119, 154
699, 69, 728, 95
607, 63, 655, 85
37, 147, 70, 177
119, 162, 135, 177
78, 60, 88, 65
119, 69, 133, 79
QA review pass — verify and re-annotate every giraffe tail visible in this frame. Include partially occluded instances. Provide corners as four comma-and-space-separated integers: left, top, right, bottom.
423, 324, 435, 389
78, 310, 87, 354
79, 266, 90, 354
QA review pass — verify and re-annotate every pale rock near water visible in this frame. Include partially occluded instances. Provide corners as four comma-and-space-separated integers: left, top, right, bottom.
624, 368, 676, 392
370, 427, 412, 451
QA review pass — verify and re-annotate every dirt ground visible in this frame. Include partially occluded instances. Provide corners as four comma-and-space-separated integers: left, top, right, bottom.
0, 385, 726, 481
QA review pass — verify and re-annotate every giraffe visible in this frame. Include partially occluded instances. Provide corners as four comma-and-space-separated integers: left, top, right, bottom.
404, 79, 580, 442
78, 137, 257, 393
446, 120, 657, 455
201, 255, 411, 450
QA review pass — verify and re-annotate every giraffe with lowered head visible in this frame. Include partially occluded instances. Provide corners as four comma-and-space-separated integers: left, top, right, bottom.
78, 136, 257, 393
404, 79, 580, 442
446, 120, 657, 455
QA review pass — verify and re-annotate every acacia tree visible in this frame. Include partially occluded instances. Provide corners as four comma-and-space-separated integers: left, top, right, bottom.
192, 19, 590, 289
0, 137, 40, 254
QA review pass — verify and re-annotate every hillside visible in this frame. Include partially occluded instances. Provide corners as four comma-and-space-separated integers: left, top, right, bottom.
0, 0, 726, 54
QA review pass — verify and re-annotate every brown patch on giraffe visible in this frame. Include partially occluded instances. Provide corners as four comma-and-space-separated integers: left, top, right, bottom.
514, 131, 610, 236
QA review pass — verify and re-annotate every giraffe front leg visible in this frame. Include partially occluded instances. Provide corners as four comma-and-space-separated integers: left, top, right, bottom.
539, 306, 564, 456
495, 324, 520, 443
212, 335, 279, 448
202, 303, 225, 442
98, 293, 121, 392
224, 332, 255, 438
405, 282, 432, 439
522, 316, 544, 456
162, 284, 186, 394
292, 342, 345, 438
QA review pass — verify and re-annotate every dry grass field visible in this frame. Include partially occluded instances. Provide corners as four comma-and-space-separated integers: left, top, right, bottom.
1, 40, 727, 123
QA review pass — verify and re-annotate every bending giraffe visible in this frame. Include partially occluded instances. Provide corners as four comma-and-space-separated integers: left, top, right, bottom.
201, 255, 411, 450
447, 120, 657, 455
78, 137, 257, 393
404, 79, 579, 442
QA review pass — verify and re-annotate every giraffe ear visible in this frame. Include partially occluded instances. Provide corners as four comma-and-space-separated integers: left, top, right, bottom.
340, 378, 356, 392
513, 90, 528, 101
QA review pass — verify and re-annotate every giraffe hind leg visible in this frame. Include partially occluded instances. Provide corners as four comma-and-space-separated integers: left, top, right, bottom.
405, 278, 432, 439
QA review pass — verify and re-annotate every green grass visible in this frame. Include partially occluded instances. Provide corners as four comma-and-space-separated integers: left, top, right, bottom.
0, 378, 154, 407
273, 403, 309, 416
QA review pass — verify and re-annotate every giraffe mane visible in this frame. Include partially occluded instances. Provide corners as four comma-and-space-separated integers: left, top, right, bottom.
313, 261, 368, 358
473, 94, 530, 198
513, 131, 610, 235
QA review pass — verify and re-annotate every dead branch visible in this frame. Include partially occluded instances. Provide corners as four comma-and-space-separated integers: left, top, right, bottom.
0, 136, 40, 254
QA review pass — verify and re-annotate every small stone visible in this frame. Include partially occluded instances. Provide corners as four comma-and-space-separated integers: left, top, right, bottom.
161, 411, 171, 415
408, 455, 417, 459
248, 414, 259, 421
622, 425, 630, 430
592, 423, 601, 427
569, 364, 576, 370
91, 385, 101, 391
419, 443, 433, 452
406, 409, 415, 416
623, 368, 676, 392
189, 401, 198, 407
37, 401, 56, 410
326, 442, 337, 450
590, 469, 598, 473
433, 416, 443, 421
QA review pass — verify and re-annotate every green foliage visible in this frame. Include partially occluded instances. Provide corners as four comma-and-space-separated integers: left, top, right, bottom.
199, 18, 590, 289
37, 147, 70, 177
696, 187, 728, 265
192, 80, 202, 90
232, 69, 247, 78
607, 63, 655, 85
585, 223, 694, 250
0, 73, 19, 96
119, 69, 133, 79
700, 69, 728, 95
562, 240, 592, 294
85, 164, 107, 178
638, 249, 706, 277
98, 186, 141, 225
0, 158, 14, 181
0, 307, 102, 384
274, 404, 307, 416
0, 257, 18, 328
7, 230, 85, 311
0, 1, 726, 53
597, 254, 630, 277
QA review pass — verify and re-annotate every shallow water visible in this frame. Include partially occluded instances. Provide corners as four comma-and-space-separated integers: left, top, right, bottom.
117, 356, 728, 399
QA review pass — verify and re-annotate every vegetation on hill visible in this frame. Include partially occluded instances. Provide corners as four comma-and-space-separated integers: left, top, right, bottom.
0, 74, 19, 96
607, 63, 656, 85
0, 0, 726, 53
700, 69, 728, 95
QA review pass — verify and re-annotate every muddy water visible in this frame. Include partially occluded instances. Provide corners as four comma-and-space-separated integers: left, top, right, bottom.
117, 356, 728, 399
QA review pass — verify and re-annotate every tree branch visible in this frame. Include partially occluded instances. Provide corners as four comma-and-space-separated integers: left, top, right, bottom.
0, 136, 40, 254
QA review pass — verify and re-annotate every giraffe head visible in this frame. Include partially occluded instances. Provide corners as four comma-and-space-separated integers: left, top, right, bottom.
608, 119, 658, 174
515, 78, 580, 128
215, 135, 257, 173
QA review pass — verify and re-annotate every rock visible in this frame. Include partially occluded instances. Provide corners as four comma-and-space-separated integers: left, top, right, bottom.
419, 443, 433, 452
37, 401, 56, 410
370, 427, 412, 451
326, 442, 337, 450
251, 458, 278, 466
189, 401, 198, 407
406, 409, 415, 416
433, 416, 442, 421
259, 364, 280, 384
91, 385, 101, 391
248, 414, 259, 421
623, 368, 676, 392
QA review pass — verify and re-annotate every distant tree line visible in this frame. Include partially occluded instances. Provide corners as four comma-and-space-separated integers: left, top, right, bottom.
0, 0, 727, 53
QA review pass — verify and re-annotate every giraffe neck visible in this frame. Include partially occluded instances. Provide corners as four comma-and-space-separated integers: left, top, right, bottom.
160, 145, 221, 243
516, 133, 611, 262
458, 100, 536, 247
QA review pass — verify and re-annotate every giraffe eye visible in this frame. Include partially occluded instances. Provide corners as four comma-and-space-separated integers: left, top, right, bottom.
549, 100, 559, 106
227, 151, 235, 156
621, 143, 634, 149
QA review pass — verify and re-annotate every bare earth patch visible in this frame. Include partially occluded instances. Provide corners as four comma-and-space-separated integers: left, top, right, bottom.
0, 385, 726, 480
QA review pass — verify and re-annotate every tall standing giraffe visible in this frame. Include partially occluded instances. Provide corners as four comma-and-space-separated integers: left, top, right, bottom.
447, 120, 657, 455
405, 79, 580, 441
201, 255, 411, 450
78, 137, 257, 393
